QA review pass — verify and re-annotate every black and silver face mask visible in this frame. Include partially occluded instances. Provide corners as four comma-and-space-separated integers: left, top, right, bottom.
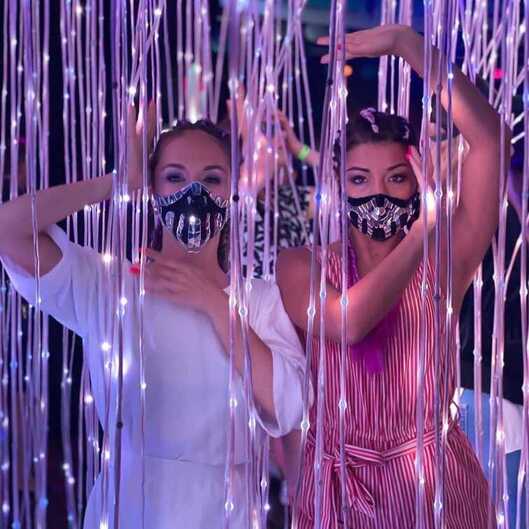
347, 193, 420, 241
152, 181, 229, 252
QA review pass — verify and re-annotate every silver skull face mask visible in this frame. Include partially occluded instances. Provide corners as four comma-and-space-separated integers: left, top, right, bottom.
153, 182, 229, 252
347, 193, 420, 241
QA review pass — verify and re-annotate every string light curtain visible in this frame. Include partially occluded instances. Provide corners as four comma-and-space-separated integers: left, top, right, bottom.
0, 1, 527, 529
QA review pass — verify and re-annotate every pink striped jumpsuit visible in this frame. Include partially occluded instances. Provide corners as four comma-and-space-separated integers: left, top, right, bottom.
296, 249, 492, 529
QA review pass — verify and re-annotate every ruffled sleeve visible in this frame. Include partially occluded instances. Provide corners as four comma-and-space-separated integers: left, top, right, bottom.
1, 224, 111, 339
247, 279, 310, 437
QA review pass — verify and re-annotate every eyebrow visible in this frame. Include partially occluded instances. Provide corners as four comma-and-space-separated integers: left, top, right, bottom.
202, 165, 227, 172
346, 163, 409, 173
386, 163, 409, 171
346, 166, 369, 172
159, 163, 186, 171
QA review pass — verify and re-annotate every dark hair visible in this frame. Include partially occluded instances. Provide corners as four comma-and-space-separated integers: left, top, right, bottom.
345, 108, 418, 151
148, 119, 231, 272
332, 109, 417, 174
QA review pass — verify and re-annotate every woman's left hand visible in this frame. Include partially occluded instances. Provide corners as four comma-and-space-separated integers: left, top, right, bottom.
140, 249, 226, 314
318, 24, 411, 63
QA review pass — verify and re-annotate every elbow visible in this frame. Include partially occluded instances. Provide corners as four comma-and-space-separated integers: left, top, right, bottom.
343, 312, 372, 346
346, 328, 370, 347
327, 304, 371, 346
346, 316, 390, 346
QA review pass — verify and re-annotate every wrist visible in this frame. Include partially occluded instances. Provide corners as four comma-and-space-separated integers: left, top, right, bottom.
296, 144, 311, 163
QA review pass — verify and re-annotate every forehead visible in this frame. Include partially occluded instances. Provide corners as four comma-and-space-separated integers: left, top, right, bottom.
155, 129, 229, 171
346, 142, 407, 170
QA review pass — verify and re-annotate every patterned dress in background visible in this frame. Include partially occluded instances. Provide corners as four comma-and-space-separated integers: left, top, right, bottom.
247, 184, 312, 279
297, 249, 492, 529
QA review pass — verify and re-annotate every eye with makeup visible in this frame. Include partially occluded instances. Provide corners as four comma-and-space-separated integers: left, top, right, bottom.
346, 169, 369, 185
388, 172, 409, 184
202, 173, 223, 186
201, 166, 226, 186
160, 165, 187, 183
348, 174, 367, 185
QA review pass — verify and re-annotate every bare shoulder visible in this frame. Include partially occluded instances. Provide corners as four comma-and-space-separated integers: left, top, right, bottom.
277, 246, 311, 288
278, 246, 311, 266
277, 246, 313, 279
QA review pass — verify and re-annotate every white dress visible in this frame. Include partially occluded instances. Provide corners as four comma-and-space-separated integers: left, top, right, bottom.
2, 225, 306, 529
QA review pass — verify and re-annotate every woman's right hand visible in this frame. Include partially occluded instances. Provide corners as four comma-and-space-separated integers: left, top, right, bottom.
318, 24, 412, 63
228, 88, 288, 193
127, 101, 157, 192
277, 110, 303, 158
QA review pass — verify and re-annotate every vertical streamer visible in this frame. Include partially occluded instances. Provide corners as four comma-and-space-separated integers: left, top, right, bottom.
416, 1, 433, 528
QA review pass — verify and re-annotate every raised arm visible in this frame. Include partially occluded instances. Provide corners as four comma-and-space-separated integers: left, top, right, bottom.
0, 103, 155, 276
395, 26, 510, 297
277, 221, 428, 344
320, 24, 510, 301
0, 175, 112, 276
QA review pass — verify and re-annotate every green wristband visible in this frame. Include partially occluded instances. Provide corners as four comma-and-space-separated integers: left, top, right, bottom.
297, 144, 311, 162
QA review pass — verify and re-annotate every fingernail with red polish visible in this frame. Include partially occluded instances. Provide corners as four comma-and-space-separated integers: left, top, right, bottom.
405, 146, 412, 160
129, 264, 140, 276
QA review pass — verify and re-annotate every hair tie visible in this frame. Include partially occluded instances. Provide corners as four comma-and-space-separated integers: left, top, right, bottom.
359, 107, 379, 134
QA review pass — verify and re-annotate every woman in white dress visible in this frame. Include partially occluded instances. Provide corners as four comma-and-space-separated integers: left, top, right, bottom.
0, 118, 306, 528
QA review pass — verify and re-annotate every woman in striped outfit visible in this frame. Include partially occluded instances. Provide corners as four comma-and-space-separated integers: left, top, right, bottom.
277, 25, 509, 528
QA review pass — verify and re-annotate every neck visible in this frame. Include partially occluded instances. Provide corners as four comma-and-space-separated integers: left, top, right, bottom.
349, 226, 403, 266
159, 229, 228, 287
